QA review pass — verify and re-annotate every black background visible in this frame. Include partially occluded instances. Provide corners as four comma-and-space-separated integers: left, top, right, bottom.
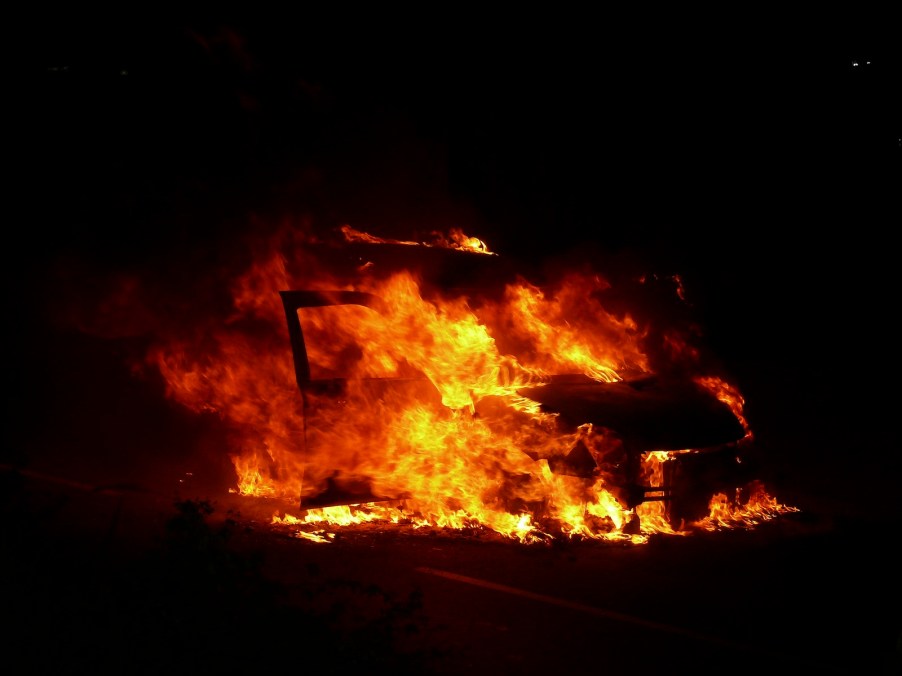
4, 13, 901, 675
9, 13, 901, 512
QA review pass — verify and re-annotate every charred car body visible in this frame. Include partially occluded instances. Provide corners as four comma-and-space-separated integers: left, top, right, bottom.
278, 237, 754, 534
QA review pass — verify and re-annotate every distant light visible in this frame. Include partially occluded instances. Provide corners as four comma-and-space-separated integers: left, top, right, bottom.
852, 61, 859, 67
120, 69, 128, 76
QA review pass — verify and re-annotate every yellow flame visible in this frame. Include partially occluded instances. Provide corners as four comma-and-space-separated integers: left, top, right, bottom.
693, 480, 800, 531
147, 225, 795, 543
339, 224, 494, 254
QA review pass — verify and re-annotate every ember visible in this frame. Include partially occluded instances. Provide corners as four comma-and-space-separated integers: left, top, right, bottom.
145, 224, 797, 543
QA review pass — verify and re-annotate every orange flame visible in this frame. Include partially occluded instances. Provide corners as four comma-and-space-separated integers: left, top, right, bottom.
145, 224, 794, 543
695, 375, 752, 439
693, 480, 800, 531
340, 224, 494, 255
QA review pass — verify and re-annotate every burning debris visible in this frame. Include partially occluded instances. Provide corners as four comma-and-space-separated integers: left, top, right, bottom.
133, 223, 796, 544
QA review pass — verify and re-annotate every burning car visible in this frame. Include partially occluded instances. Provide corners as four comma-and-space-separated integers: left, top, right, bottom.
225, 225, 784, 542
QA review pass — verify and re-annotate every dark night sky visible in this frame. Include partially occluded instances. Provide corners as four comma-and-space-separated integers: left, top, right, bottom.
9, 14, 901, 500
18, 19, 899, 348
20, 17, 898, 254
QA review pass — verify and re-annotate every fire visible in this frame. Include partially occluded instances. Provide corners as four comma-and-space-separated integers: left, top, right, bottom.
693, 480, 800, 531
339, 224, 494, 255
695, 375, 752, 439
144, 223, 795, 543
